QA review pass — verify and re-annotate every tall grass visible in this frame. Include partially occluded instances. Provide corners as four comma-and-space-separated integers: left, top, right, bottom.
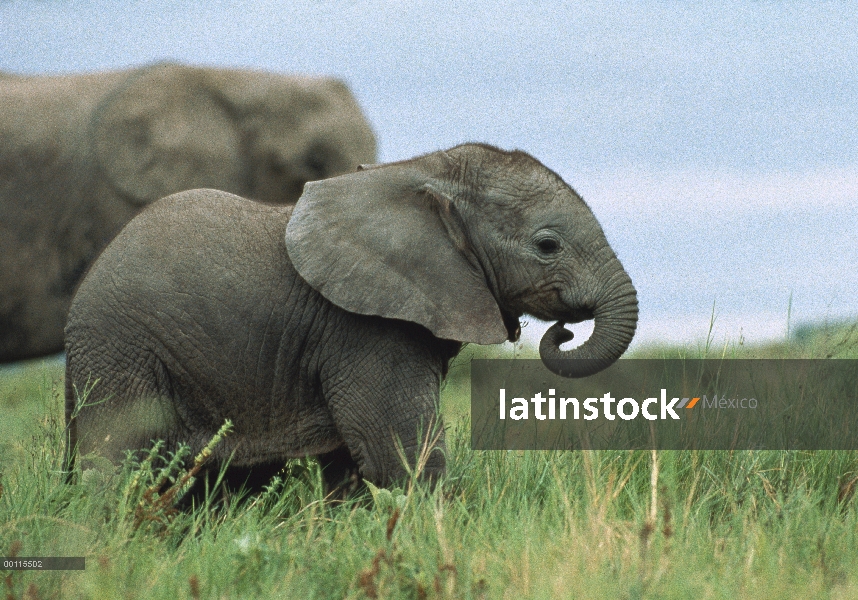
1, 322, 857, 599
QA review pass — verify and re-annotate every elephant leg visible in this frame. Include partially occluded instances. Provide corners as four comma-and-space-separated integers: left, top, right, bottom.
318, 446, 362, 499
175, 461, 286, 511
65, 337, 182, 465
322, 337, 451, 489
222, 462, 286, 494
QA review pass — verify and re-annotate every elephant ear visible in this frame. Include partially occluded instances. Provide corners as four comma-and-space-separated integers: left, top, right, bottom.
284, 163, 509, 345
92, 64, 243, 205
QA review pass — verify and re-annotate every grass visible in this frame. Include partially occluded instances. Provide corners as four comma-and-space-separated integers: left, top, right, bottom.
1, 320, 857, 599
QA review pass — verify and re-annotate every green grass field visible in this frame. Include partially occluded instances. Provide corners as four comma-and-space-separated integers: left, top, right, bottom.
1, 321, 857, 599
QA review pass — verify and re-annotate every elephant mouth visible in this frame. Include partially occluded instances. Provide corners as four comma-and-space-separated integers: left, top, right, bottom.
502, 310, 522, 342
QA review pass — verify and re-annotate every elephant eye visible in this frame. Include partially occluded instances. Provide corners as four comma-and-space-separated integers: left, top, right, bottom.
267, 155, 288, 176
535, 237, 560, 256
304, 154, 327, 178
303, 143, 334, 179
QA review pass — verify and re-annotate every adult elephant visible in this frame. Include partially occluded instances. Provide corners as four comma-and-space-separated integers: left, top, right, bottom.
64, 143, 638, 496
0, 62, 376, 362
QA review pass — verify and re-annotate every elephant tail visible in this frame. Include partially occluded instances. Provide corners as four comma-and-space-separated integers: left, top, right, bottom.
62, 361, 78, 484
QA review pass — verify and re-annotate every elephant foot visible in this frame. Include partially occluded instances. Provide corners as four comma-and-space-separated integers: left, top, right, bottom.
318, 446, 364, 501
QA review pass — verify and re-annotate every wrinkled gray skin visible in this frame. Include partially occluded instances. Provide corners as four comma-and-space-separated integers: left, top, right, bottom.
0, 62, 376, 362
64, 144, 637, 495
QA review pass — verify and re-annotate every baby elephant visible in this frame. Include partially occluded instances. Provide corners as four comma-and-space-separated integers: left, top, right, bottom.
64, 143, 638, 495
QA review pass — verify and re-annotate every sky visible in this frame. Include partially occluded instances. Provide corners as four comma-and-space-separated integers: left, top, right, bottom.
3, 0, 857, 347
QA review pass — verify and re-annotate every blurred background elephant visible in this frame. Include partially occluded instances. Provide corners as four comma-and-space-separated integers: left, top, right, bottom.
0, 62, 377, 362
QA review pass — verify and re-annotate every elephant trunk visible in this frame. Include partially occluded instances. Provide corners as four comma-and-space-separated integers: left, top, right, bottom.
539, 264, 638, 378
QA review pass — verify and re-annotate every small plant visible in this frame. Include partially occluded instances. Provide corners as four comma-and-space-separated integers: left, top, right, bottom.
117, 420, 234, 533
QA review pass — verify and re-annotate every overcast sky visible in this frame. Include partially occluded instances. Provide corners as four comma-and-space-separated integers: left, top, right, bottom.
3, 1, 857, 345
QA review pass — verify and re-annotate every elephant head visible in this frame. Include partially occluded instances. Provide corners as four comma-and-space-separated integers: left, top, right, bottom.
91, 62, 376, 206
286, 143, 637, 377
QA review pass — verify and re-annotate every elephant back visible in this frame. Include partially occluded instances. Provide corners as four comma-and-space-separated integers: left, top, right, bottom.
90, 63, 244, 206
89, 62, 377, 207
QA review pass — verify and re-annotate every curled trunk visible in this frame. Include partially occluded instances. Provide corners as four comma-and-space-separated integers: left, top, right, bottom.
539, 271, 638, 378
